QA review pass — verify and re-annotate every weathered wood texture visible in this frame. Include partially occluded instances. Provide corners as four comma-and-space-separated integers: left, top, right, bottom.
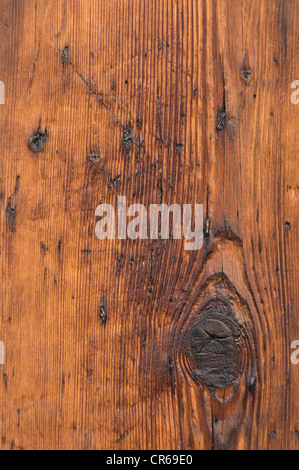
0, 0, 298, 450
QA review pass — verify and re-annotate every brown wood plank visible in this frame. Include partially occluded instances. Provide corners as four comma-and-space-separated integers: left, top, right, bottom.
0, 0, 298, 450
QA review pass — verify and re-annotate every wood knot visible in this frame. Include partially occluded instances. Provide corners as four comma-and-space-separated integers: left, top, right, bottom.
28, 126, 48, 153
241, 68, 252, 85
184, 307, 241, 389
240, 53, 253, 86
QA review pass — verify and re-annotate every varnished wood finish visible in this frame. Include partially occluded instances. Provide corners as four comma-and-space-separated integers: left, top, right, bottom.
0, 0, 298, 450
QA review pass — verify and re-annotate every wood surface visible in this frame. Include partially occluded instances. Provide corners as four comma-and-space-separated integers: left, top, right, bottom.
0, 0, 298, 450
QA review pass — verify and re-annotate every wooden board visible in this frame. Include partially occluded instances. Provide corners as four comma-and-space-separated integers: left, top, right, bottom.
0, 0, 298, 450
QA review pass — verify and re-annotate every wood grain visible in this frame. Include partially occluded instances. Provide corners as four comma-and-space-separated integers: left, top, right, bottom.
0, 0, 298, 450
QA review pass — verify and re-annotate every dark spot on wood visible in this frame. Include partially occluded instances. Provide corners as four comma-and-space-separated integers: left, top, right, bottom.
28, 126, 48, 153
157, 179, 163, 204
86, 150, 102, 182
185, 308, 241, 389
247, 374, 256, 393
99, 296, 107, 325
82, 249, 92, 257
240, 53, 253, 86
108, 174, 121, 189
3, 373, 7, 389
61, 45, 70, 68
241, 68, 251, 83
268, 430, 277, 439
167, 356, 174, 393
136, 116, 142, 130
61, 373, 65, 398
285, 221, 291, 230
117, 253, 124, 274
116, 430, 130, 444
58, 239, 62, 254
122, 126, 134, 154
40, 242, 47, 257
14, 175, 20, 195
274, 57, 278, 65
88, 152, 101, 163
6, 198, 16, 233
175, 142, 183, 155
216, 109, 226, 133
